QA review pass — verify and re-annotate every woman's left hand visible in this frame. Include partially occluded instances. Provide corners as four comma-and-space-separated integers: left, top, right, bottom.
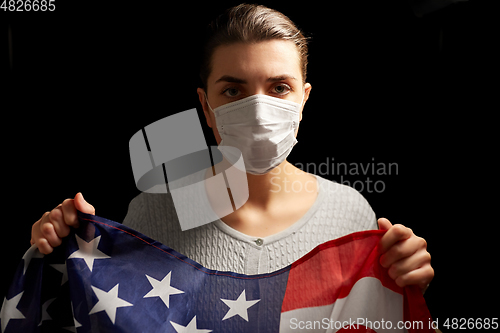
377, 218, 434, 294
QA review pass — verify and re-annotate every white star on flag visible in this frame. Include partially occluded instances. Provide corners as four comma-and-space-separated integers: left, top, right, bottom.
143, 271, 184, 308
170, 316, 212, 333
67, 235, 110, 272
89, 284, 133, 324
0, 291, 25, 333
220, 289, 260, 321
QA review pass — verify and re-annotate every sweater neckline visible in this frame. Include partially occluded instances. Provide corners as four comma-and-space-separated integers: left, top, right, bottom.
213, 174, 326, 248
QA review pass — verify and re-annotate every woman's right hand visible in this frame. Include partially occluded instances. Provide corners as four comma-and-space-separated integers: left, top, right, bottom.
31, 192, 95, 255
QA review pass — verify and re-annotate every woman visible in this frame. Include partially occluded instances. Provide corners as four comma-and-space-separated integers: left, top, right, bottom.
30, 3, 433, 292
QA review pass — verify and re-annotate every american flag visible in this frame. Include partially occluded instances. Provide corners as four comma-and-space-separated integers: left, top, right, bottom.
1, 212, 434, 332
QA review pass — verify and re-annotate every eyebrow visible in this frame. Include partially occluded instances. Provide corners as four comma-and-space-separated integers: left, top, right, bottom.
214, 74, 297, 84
267, 75, 297, 82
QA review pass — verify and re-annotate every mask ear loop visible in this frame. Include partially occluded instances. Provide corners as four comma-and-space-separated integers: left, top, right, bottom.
204, 91, 223, 134
299, 86, 306, 108
204, 91, 215, 113
297, 87, 306, 121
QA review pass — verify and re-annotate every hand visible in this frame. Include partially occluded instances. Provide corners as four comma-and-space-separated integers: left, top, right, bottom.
30, 192, 95, 255
377, 218, 434, 293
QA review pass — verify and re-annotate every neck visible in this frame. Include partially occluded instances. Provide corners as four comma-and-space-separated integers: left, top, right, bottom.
245, 161, 299, 209
205, 158, 315, 212
235, 160, 311, 208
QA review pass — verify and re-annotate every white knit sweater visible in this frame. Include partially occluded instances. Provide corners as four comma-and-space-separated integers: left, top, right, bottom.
122, 173, 378, 275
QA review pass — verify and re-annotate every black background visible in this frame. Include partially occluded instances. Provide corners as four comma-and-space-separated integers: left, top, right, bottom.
1, 0, 498, 326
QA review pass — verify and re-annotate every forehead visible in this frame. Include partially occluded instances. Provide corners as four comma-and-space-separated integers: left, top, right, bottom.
209, 40, 301, 85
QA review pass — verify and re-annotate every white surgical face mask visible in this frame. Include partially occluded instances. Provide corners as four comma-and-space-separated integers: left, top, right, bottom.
205, 92, 304, 175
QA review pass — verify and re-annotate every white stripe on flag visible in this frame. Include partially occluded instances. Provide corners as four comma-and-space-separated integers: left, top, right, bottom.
280, 277, 406, 333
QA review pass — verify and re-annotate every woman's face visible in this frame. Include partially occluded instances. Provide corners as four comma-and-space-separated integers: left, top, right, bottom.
197, 40, 312, 145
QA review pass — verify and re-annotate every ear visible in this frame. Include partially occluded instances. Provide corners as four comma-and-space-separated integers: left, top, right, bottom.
299, 83, 312, 122
197, 87, 213, 128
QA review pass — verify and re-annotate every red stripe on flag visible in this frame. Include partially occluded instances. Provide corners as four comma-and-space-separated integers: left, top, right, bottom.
404, 284, 435, 333
281, 230, 401, 313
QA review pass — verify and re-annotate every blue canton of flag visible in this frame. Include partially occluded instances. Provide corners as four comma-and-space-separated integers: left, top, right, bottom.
1, 212, 434, 333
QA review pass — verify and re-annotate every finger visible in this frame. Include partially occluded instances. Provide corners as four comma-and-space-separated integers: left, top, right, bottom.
74, 192, 95, 215
380, 234, 425, 268
386, 248, 432, 280
47, 205, 71, 238
394, 263, 434, 289
377, 217, 392, 230
31, 218, 53, 255
378, 224, 413, 255
37, 238, 54, 255
40, 218, 63, 248
38, 211, 53, 240
61, 198, 79, 228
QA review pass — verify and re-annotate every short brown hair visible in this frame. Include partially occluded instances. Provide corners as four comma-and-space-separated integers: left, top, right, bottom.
199, 4, 309, 92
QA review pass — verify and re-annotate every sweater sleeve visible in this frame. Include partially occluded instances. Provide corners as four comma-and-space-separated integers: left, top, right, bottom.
120, 192, 180, 247
364, 196, 379, 231
122, 193, 145, 231
341, 183, 379, 232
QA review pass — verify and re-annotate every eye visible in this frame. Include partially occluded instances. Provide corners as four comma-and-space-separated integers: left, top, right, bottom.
222, 87, 241, 98
272, 84, 291, 95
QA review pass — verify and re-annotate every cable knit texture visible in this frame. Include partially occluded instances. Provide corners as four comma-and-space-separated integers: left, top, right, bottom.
122, 174, 377, 275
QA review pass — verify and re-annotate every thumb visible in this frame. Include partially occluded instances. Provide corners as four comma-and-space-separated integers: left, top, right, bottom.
74, 192, 96, 215
377, 217, 392, 230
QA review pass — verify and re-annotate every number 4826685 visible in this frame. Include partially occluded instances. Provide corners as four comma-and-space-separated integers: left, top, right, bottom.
1, 0, 56, 11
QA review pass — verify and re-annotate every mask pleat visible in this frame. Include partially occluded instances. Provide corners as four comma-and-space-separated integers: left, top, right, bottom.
214, 94, 302, 175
